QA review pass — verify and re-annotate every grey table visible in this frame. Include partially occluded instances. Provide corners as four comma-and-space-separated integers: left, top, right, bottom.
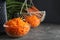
0, 23, 60, 40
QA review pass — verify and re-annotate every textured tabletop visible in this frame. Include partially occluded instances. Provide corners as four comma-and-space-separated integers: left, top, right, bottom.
0, 23, 60, 40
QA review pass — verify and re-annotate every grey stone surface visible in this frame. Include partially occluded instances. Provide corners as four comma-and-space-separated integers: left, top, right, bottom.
0, 23, 60, 40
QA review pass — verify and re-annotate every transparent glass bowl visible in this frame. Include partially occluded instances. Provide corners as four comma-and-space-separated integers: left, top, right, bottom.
26, 11, 46, 22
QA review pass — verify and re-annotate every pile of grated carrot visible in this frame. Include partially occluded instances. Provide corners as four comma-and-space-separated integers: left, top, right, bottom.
5, 17, 30, 37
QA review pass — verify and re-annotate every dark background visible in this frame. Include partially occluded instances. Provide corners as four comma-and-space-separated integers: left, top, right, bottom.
34, 0, 60, 24
18, 0, 60, 24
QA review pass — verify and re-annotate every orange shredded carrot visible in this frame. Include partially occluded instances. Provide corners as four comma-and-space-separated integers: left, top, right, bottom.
26, 6, 42, 18
5, 17, 30, 37
25, 15, 41, 28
